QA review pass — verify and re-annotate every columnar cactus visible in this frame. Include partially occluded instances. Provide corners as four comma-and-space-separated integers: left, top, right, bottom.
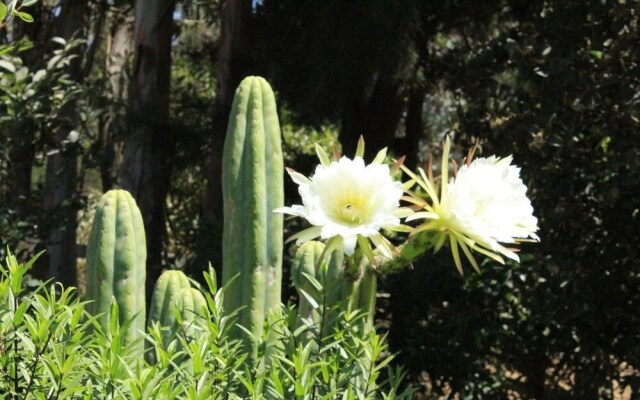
292, 241, 377, 344
146, 269, 191, 363
221, 76, 284, 358
291, 241, 325, 326
86, 189, 146, 353
291, 241, 346, 331
353, 267, 377, 332
342, 256, 377, 332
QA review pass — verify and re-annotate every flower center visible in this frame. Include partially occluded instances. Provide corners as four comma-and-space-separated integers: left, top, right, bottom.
337, 202, 366, 225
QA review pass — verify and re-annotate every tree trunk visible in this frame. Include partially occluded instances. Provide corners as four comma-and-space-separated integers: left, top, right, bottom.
8, 5, 49, 219
200, 0, 252, 272
338, 0, 420, 159
340, 75, 406, 158
119, 0, 175, 298
401, 86, 426, 169
42, 0, 88, 287
100, 1, 134, 191
7, 120, 35, 216
42, 135, 79, 287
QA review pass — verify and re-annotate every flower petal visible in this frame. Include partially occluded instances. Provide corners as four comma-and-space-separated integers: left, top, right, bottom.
285, 226, 322, 245
314, 144, 331, 167
342, 235, 358, 256
372, 147, 388, 164
393, 207, 415, 218
273, 205, 308, 217
286, 168, 312, 186
406, 211, 439, 222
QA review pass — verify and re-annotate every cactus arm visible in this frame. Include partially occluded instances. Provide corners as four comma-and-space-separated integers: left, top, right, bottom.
222, 76, 252, 315
87, 191, 117, 327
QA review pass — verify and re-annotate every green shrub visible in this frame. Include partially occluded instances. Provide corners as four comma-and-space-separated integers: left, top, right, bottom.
0, 252, 413, 399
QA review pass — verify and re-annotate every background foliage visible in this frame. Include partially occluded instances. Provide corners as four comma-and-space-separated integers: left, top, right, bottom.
0, 0, 638, 398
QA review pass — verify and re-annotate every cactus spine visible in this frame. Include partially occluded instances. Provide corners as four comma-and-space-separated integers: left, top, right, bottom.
222, 76, 284, 358
86, 189, 146, 353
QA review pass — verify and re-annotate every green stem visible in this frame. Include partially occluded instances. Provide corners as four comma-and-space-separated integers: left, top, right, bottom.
379, 232, 433, 274
357, 269, 377, 332
13, 295, 19, 400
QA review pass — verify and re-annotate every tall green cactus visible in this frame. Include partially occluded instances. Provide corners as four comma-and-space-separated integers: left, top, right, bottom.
146, 269, 191, 363
222, 76, 284, 358
86, 189, 146, 354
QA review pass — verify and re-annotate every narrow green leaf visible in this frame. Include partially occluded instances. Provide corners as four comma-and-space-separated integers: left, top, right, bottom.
0, 59, 16, 74
15, 11, 34, 22
298, 289, 320, 310
52, 36, 67, 46
0, 44, 15, 56
589, 50, 603, 60
0, 3, 8, 21
13, 300, 28, 325
301, 271, 323, 292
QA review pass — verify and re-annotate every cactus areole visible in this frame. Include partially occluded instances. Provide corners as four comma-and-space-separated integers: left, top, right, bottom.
86, 189, 146, 353
221, 76, 284, 357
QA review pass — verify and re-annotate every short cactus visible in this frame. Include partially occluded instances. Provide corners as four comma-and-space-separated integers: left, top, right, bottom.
86, 189, 146, 354
175, 287, 208, 328
291, 241, 325, 327
291, 241, 346, 331
146, 269, 191, 363
294, 245, 377, 335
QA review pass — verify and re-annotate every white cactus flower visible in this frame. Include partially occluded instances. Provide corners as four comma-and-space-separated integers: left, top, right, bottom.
446, 155, 539, 255
405, 136, 539, 273
276, 138, 411, 259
